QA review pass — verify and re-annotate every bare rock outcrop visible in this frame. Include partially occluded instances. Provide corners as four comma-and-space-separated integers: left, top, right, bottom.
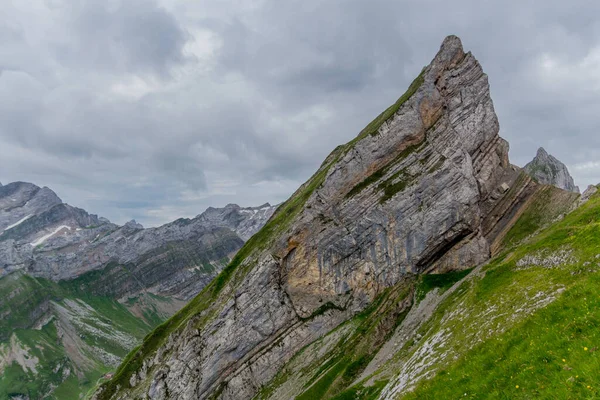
524, 147, 579, 193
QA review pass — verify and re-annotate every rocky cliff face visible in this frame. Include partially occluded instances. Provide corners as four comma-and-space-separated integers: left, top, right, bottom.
97, 36, 547, 400
524, 147, 579, 193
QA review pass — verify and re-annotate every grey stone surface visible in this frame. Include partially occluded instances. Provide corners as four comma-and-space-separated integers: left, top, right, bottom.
524, 147, 580, 192
579, 184, 598, 205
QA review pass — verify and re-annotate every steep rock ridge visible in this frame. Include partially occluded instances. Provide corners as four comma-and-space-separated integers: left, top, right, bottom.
524, 147, 579, 193
97, 36, 541, 400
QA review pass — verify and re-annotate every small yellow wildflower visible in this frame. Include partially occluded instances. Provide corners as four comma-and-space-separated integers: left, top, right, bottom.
562, 359, 566, 362
515, 385, 519, 389
585, 347, 589, 351
588, 386, 591, 389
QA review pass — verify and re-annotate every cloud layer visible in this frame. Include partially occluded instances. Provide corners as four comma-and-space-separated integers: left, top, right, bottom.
1, 0, 599, 226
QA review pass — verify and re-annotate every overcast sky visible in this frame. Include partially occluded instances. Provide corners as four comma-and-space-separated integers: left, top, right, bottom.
1, 0, 599, 227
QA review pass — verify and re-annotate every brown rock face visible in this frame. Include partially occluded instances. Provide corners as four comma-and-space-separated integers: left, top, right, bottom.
97, 36, 538, 400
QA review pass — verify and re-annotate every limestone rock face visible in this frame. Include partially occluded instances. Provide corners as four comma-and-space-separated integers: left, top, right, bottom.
524, 147, 580, 193
97, 36, 541, 400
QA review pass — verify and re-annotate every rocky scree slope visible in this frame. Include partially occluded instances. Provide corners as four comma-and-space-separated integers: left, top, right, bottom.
0, 181, 275, 399
95, 36, 572, 400
524, 147, 579, 193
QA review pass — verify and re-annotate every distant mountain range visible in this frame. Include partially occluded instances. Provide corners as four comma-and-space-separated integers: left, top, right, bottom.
0, 181, 276, 399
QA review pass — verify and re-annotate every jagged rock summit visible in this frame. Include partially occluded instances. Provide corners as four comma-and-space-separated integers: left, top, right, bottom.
95, 35, 563, 400
524, 147, 580, 193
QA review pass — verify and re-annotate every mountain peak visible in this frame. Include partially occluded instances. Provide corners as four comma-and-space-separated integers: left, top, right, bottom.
96, 35, 548, 400
428, 35, 466, 77
440, 34, 464, 53
524, 148, 579, 193
124, 219, 144, 230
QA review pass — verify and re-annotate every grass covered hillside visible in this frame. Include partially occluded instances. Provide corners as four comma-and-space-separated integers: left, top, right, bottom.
0, 272, 180, 400
393, 187, 600, 399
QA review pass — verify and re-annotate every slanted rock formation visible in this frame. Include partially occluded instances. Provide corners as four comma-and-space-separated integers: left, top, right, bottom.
96, 36, 550, 400
524, 147, 579, 193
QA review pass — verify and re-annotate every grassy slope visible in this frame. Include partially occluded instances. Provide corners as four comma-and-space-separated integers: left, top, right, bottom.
97, 66, 427, 400
0, 272, 59, 339
0, 273, 170, 400
255, 281, 414, 400
500, 185, 580, 250
357, 187, 598, 399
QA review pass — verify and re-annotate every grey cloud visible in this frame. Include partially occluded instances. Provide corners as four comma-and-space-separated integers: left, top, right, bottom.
213, 0, 413, 103
56, 0, 188, 76
0, 0, 599, 226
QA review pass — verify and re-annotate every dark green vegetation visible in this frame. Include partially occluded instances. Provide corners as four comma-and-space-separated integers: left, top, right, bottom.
414, 268, 474, 303
345, 140, 427, 201
377, 168, 416, 204
329, 380, 389, 400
